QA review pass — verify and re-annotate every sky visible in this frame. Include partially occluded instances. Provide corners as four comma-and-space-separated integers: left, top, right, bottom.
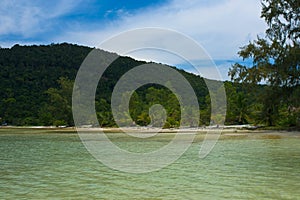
0, 0, 266, 80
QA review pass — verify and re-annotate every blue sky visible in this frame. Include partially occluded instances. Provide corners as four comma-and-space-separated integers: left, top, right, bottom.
0, 0, 265, 80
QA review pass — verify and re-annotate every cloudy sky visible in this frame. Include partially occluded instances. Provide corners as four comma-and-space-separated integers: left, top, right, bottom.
0, 0, 266, 80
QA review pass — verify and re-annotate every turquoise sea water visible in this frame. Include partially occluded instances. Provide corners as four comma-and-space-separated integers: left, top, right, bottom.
1, 131, 300, 199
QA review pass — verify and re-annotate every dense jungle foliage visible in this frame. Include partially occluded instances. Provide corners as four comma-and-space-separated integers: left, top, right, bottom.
0, 43, 298, 128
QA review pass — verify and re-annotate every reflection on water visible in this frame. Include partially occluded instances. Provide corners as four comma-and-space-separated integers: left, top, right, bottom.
0, 132, 300, 199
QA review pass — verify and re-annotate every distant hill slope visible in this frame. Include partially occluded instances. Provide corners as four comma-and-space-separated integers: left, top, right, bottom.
2, 43, 296, 128
0, 43, 211, 126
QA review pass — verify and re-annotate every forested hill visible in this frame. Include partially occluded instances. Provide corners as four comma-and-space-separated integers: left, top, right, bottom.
0, 43, 210, 126
0, 43, 89, 125
0, 43, 298, 128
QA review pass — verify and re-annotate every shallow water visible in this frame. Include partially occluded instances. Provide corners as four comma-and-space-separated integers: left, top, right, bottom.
1, 131, 300, 199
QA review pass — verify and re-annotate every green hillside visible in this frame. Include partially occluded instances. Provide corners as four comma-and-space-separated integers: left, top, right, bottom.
0, 43, 298, 128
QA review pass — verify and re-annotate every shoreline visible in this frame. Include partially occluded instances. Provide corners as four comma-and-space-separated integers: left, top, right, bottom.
1, 126, 300, 139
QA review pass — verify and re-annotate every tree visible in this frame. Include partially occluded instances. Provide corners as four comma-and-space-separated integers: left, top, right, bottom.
40, 77, 74, 126
96, 99, 114, 127
229, 0, 300, 126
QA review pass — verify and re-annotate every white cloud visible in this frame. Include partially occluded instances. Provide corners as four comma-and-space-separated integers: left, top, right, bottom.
58, 0, 266, 61
0, 0, 82, 38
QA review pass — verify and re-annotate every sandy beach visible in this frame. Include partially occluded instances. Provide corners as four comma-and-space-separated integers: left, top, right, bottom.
1, 126, 299, 140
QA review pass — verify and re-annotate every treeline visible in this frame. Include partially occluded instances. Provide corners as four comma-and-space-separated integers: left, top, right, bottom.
0, 44, 299, 128
229, 0, 300, 129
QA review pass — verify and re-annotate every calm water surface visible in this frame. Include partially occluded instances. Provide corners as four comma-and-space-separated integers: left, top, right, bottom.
1, 131, 300, 199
